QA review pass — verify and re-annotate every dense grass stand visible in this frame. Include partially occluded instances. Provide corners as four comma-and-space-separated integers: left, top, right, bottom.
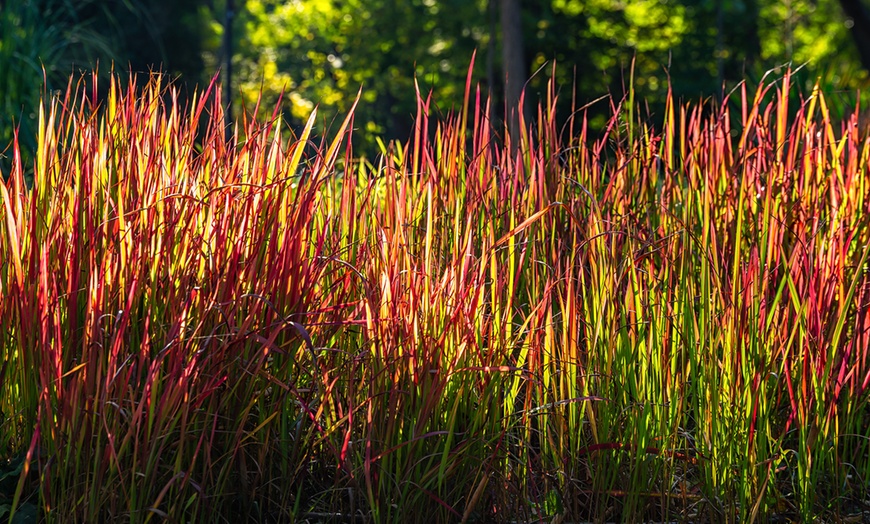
1, 69, 869, 523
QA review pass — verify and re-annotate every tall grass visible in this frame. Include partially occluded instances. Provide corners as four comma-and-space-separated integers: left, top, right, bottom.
1, 65, 868, 523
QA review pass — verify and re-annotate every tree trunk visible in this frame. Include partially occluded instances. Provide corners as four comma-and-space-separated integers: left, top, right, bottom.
744, 0, 762, 68
224, 0, 235, 138
838, 0, 870, 72
487, 0, 497, 125
500, 0, 525, 152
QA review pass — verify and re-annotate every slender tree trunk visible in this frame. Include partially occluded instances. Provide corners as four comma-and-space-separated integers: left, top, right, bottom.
224, 0, 235, 139
715, 0, 724, 91
487, 0, 497, 125
500, 0, 525, 152
744, 0, 761, 69
838, 0, 870, 72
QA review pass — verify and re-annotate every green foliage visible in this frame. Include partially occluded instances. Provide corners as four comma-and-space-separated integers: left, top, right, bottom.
234, 0, 489, 154
759, 0, 850, 64
223, 0, 870, 156
524, 0, 868, 130
0, 0, 153, 184
0, 0, 121, 178
3, 0, 870, 164
0, 0, 216, 182
0, 454, 38, 524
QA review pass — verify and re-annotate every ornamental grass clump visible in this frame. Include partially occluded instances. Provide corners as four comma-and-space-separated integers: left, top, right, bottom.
1, 64, 869, 523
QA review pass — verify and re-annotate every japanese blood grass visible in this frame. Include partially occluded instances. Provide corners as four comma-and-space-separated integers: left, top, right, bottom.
0, 73, 360, 522
1, 66, 869, 523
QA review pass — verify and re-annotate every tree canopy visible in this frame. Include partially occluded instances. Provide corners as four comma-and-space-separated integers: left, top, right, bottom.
2, 0, 869, 162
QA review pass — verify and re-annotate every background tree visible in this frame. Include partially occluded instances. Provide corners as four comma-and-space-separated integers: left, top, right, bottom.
837, 0, 870, 71
3, 0, 870, 168
231, 0, 489, 155
0, 0, 215, 180
0, 0, 135, 178
500, 0, 526, 149
121, 0, 215, 86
